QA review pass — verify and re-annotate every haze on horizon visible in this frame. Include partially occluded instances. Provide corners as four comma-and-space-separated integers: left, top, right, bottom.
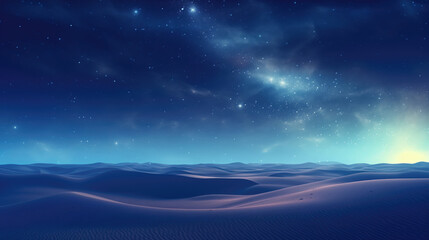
1, 0, 428, 164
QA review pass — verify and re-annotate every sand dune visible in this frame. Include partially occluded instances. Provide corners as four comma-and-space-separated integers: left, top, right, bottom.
0, 162, 429, 239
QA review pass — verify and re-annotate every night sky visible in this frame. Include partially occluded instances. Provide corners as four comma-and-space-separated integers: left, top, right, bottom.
1, 0, 429, 164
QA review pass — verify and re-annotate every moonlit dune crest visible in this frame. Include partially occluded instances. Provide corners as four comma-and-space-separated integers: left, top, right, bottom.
1, 162, 429, 239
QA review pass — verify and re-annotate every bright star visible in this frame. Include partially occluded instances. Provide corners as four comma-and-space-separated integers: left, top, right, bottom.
189, 7, 196, 13
13, 126, 17, 130
114, 141, 119, 145
238, 104, 243, 108
133, 9, 140, 15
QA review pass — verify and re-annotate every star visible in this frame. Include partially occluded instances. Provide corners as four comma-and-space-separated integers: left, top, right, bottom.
13, 126, 17, 130
114, 141, 119, 145
189, 7, 196, 13
238, 104, 243, 108
133, 9, 140, 15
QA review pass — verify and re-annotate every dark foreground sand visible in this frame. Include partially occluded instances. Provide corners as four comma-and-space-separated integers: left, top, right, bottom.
1, 162, 429, 239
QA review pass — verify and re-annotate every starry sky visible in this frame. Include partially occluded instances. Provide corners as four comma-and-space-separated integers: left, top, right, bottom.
1, 0, 429, 164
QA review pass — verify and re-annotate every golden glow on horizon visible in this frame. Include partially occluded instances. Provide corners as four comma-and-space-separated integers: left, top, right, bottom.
376, 114, 429, 164
392, 150, 428, 164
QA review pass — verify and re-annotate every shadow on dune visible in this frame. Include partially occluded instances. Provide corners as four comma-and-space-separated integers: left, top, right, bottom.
0, 169, 259, 200
84, 170, 258, 198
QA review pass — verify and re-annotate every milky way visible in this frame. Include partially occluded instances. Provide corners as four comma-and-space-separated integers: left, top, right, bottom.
0, 1, 428, 164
